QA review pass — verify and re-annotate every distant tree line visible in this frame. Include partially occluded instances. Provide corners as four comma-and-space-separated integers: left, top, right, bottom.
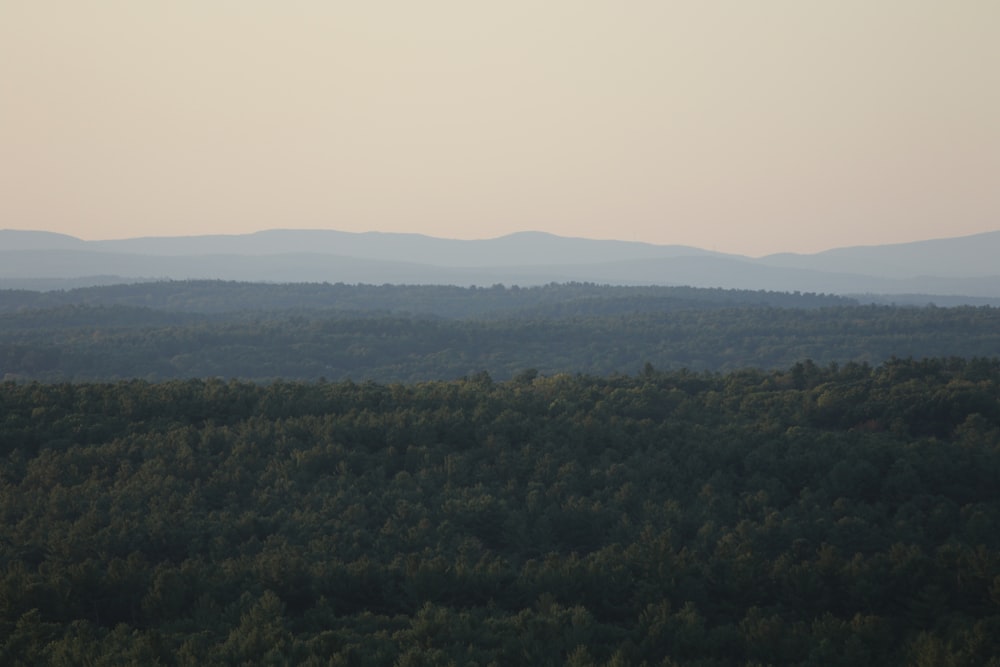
0, 281, 855, 317
2, 292, 1000, 381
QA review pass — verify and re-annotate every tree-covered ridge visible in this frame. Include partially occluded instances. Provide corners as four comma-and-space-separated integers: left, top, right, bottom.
0, 281, 855, 316
2, 359, 999, 665
3, 300, 1000, 382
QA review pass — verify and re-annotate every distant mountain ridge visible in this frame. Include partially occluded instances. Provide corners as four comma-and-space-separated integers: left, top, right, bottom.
759, 230, 1000, 279
2, 229, 729, 266
2, 228, 1000, 300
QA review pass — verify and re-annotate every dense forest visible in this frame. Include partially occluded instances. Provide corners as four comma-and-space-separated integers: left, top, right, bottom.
2, 359, 1000, 664
0, 281, 856, 316
3, 282, 1000, 663
3, 282, 1000, 382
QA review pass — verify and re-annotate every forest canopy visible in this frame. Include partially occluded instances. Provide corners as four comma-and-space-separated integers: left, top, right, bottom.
2, 359, 1000, 665
3, 282, 1000, 665
2, 281, 1000, 383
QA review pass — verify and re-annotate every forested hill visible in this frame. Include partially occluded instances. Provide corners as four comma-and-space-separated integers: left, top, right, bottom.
0, 281, 853, 317
2, 282, 1000, 382
2, 359, 999, 664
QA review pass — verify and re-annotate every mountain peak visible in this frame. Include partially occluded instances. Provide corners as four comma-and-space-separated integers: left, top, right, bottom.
0, 229, 85, 250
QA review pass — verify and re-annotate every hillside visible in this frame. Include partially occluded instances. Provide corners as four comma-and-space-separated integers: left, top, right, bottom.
2, 360, 998, 664
2, 282, 999, 383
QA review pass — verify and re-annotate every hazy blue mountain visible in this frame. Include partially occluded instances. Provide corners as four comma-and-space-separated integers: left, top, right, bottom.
759, 230, 1000, 278
0, 230, 88, 250
2, 228, 999, 298
84, 229, 728, 266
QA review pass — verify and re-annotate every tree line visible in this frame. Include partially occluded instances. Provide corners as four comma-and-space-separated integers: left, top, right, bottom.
3, 300, 1000, 382
0, 281, 855, 317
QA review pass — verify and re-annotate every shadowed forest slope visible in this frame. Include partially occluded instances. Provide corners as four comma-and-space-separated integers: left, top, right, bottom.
2, 360, 999, 664
1, 282, 999, 382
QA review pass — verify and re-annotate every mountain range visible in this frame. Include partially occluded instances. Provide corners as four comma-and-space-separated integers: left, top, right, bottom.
2, 228, 1000, 302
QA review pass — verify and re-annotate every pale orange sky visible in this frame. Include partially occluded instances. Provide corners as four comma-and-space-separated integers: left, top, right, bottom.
1, 1, 998, 256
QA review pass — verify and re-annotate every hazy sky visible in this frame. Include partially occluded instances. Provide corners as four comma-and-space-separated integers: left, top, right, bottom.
2, 1, 998, 256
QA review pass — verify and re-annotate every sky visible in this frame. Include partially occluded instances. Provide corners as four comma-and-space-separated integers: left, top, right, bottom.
1, 1, 998, 257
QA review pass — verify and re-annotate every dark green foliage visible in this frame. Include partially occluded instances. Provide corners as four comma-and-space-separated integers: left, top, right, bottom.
3, 282, 1000, 382
2, 359, 1000, 664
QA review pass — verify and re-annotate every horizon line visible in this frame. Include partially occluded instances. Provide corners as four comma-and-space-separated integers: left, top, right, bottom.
2, 226, 999, 259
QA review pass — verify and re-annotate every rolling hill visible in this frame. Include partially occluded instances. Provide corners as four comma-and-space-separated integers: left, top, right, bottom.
3, 228, 1000, 300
